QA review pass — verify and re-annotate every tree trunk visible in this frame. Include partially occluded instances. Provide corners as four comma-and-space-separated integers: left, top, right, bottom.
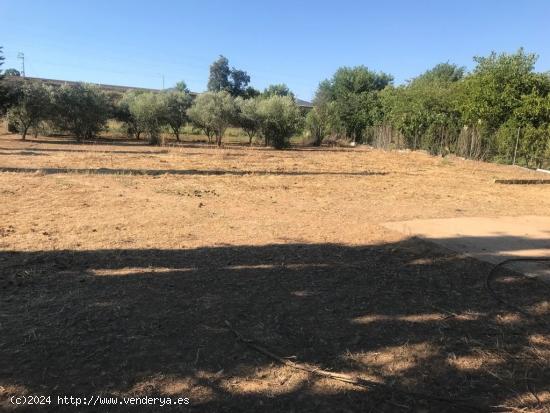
217, 135, 222, 147
173, 127, 180, 142
21, 126, 28, 140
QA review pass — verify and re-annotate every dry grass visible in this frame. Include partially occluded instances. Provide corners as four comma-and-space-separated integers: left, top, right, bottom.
0, 134, 549, 412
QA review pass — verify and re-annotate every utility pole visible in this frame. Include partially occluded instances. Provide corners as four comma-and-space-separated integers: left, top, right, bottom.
162, 74, 165, 90
17, 52, 25, 77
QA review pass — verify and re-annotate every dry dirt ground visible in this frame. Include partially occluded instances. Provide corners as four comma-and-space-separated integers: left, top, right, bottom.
0, 134, 549, 412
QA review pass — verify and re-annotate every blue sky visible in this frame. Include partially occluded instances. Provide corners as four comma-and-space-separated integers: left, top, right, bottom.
1, 0, 549, 100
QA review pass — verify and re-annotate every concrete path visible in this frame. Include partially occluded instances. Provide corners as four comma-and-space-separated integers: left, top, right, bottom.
384, 216, 550, 282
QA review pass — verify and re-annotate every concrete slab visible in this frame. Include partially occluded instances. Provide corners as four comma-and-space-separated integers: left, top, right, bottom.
384, 215, 550, 282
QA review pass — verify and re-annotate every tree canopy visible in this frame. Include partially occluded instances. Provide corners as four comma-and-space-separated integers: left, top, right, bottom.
207, 55, 251, 97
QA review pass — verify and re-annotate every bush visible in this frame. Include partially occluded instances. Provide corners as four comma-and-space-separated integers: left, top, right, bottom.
51, 83, 110, 141
257, 95, 303, 149
305, 106, 329, 146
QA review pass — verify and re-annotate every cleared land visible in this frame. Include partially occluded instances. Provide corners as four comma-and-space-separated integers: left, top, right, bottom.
0, 134, 549, 412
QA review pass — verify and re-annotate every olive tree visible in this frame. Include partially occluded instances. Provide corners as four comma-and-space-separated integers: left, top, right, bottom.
235, 96, 261, 144
8, 81, 52, 140
116, 91, 146, 139
162, 89, 192, 141
127, 92, 167, 145
52, 83, 110, 141
257, 95, 303, 149
187, 91, 237, 146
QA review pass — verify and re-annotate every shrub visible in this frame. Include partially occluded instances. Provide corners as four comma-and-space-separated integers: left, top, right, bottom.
305, 106, 329, 146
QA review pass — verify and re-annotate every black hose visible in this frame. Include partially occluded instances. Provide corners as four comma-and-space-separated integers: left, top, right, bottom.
486, 257, 550, 323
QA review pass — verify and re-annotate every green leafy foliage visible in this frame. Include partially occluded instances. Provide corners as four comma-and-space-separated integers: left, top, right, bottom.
262, 84, 294, 99
3, 68, 20, 77
235, 97, 262, 144
51, 83, 111, 141
187, 91, 237, 146
161, 89, 192, 141
8, 81, 52, 139
305, 105, 330, 146
314, 66, 393, 141
207, 55, 251, 97
380, 63, 462, 153
115, 91, 146, 139
126, 92, 167, 145
257, 95, 303, 149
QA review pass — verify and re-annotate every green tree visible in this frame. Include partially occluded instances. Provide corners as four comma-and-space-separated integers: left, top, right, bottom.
257, 95, 303, 149
127, 92, 167, 145
235, 96, 262, 144
162, 89, 192, 141
175, 81, 190, 93
495, 90, 550, 167
263, 84, 294, 99
315, 66, 393, 141
4, 68, 20, 76
380, 63, 462, 153
8, 81, 52, 140
207, 55, 232, 92
243, 86, 260, 99
229, 69, 251, 97
207, 55, 251, 97
0, 46, 4, 79
51, 83, 111, 141
116, 91, 146, 139
411, 62, 464, 84
187, 91, 237, 146
459, 49, 540, 137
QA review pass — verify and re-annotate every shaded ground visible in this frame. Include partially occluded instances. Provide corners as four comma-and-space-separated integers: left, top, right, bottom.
0, 134, 549, 412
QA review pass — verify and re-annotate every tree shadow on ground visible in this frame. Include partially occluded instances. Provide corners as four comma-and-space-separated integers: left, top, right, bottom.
0, 166, 387, 177
0, 238, 548, 412
0, 148, 171, 155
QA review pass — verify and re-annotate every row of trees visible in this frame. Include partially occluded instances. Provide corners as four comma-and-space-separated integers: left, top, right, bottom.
1, 49, 548, 164
2, 78, 303, 148
1, 52, 305, 148
306, 49, 550, 167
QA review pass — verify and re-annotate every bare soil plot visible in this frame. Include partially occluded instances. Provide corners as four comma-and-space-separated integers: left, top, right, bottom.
0, 134, 549, 412
384, 216, 550, 282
